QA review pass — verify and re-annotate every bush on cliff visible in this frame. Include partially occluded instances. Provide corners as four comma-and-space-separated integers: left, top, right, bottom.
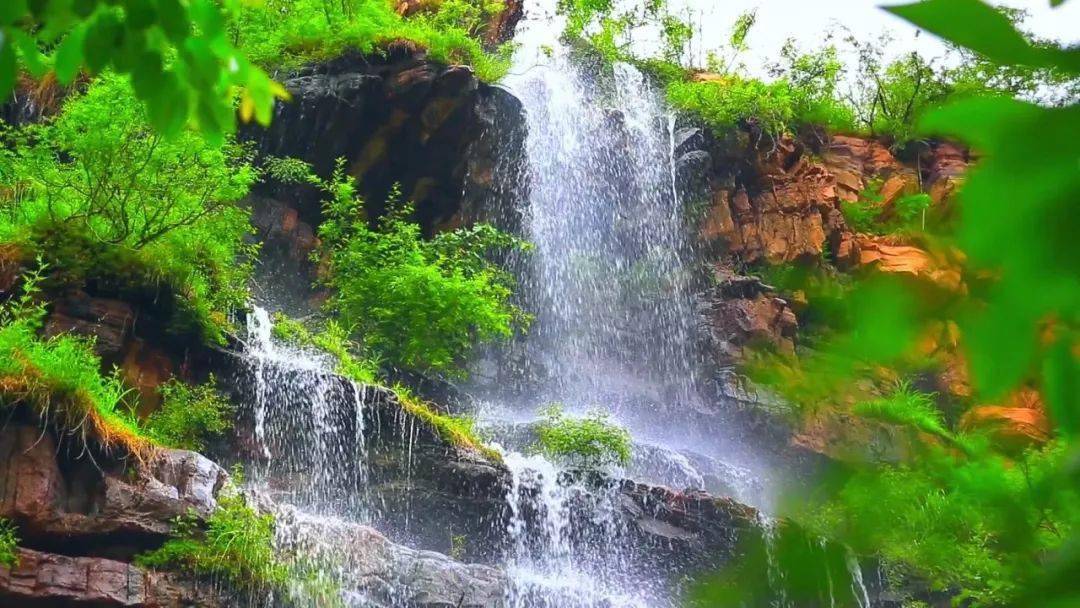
535, 403, 632, 467
233, 0, 514, 82
313, 160, 529, 377
0, 266, 151, 457
0, 518, 19, 569
0, 75, 258, 344
136, 485, 288, 590
146, 377, 235, 452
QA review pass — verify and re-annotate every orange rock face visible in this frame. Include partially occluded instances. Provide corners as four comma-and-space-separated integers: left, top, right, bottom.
698, 132, 970, 266
854, 238, 965, 292
961, 388, 1051, 450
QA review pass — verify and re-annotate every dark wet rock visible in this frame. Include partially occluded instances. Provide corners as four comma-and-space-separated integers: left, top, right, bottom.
206, 346, 512, 561
673, 126, 705, 156
247, 50, 521, 237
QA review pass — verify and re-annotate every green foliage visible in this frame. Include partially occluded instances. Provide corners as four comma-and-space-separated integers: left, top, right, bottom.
0, 517, 19, 569
701, 1, 1080, 606
895, 193, 932, 228
0, 0, 285, 141
852, 382, 952, 443
271, 312, 379, 385
315, 160, 529, 377
800, 440, 1080, 606
0, 265, 151, 455
231, 0, 513, 82
840, 179, 884, 234
393, 384, 499, 460
136, 487, 288, 589
146, 377, 234, 452
0, 75, 258, 343
841, 181, 935, 236
535, 404, 632, 467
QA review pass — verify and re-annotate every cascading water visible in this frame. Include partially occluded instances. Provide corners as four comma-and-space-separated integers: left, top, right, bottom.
467, 0, 777, 604
506, 24, 702, 417
243, 307, 371, 517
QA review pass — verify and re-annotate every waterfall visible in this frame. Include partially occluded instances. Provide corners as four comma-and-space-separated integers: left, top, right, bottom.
460, 0, 781, 603
503, 6, 703, 420
242, 306, 371, 518
501, 450, 654, 608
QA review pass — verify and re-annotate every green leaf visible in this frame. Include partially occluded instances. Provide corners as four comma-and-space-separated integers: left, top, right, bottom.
71, 0, 97, 18
124, 0, 157, 31
886, 0, 1080, 74
0, 1, 27, 25
145, 72, 187, 136
1042, 337, 1078, 438
155, 0, 191, 43
129, 49, 163, 101
0, 32, 15, 101
83, 11, 122, 73
53, 25, 86, 84
13, 29, 48, 77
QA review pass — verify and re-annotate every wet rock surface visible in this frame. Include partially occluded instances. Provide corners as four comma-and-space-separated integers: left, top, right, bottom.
248, 49, 524, 234
273, 503, 510, 608
244, 49, 527, 313
703, 269, 798, 366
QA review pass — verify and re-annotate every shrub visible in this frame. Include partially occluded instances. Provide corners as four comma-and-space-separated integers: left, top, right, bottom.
799, 439, 1080, 606
271, 313, 380, 385
0, 518, 19, 569
535, 404, 632, 467
316, 161, 529, 377
232, 0, 513, 82
146, 377, 234, 452
0, 75, 257, 344
136, 486, 288, 589
852, 381, 952, 443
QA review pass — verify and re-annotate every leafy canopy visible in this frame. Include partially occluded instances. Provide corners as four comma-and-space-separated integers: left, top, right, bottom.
0, 0, 286, 141
0, 75, 258, 342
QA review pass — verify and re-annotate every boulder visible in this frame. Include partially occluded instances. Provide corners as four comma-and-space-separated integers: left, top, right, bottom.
44, 292, 135, 356
852, 237, 964, 292
704, 270, 797, 365
272, 503, 509, 608
0, 422, 227, 554
961, 388, 1050, 451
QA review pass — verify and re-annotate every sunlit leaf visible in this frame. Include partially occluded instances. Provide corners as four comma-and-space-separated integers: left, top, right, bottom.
886, 0, 1080, 74
53, 26, 87, 84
